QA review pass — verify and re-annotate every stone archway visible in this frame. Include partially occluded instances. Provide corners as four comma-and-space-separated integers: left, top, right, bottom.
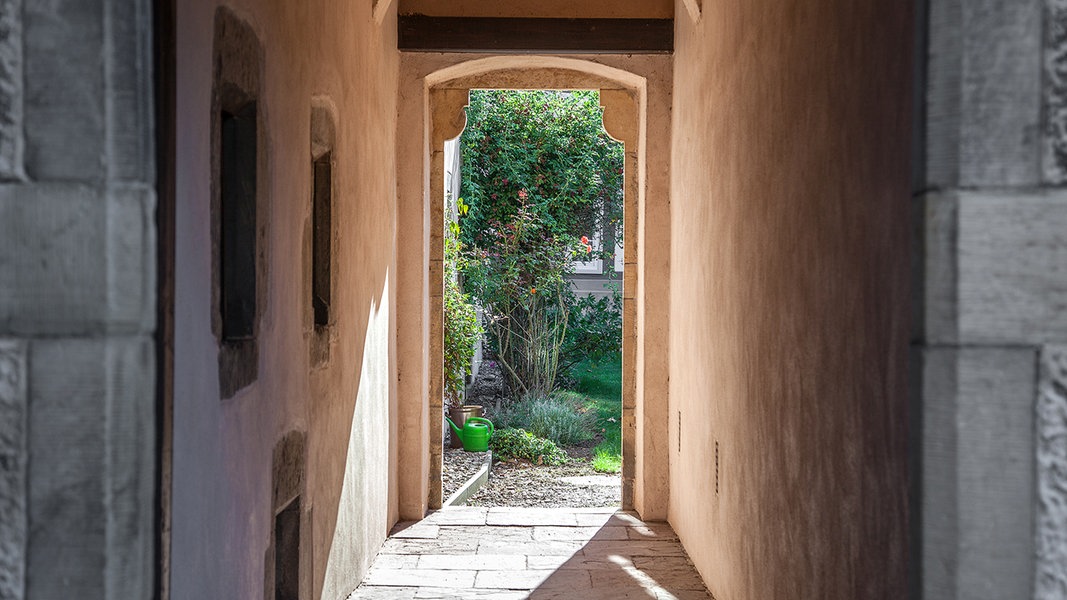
396, 54, 673, 520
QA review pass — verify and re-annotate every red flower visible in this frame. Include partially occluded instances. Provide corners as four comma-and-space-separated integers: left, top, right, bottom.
580, 235, 590, 245
518, 189, 528, 200
530, 288, 537, 295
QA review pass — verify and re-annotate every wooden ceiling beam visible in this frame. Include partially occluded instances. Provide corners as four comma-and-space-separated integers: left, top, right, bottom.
398, 16, 673, 54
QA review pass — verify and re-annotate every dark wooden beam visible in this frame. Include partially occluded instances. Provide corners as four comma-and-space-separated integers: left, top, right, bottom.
398, 16, 673, 54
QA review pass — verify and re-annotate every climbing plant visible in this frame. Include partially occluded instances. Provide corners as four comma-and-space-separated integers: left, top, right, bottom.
443, 198, 482, 409
459, 90, 623, 253
459, 90, 624, 397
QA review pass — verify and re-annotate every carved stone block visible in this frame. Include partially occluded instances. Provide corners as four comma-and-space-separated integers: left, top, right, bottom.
1037, 345, 1067, 599
0, 0, 23, 180
0, 339, 26, 600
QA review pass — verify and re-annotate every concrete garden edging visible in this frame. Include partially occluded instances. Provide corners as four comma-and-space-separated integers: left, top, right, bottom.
442, 451, 492, 507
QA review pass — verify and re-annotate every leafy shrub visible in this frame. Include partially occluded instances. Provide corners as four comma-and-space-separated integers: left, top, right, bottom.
490, 428, 570, 465
463, 202, 576, 398
494, 391, 596, 446
459, 90, 624, 398
443, 199, 483, 408
561, 288, 622, 372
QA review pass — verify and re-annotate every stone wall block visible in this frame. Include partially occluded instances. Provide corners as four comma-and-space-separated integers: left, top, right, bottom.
921, 347, 1038, 599
23, 0, 106, 181
921, 347, 959, 600
27, 339, 108, 598
1044, 0, 1067, 184
922, 192, 959, 344
956, 191, 1067, 344
0, 339, 26, 600
105, 0, 154, 182
958, 0, 1042, 187
107, 184, 157, 333
0, 184, 106, 334
1036, 345, 1067, 599
925, 0, 1043, 188
27, 336, 154, 599
955, 347, 1036, 600
925, 0, 962, 187
0, 0, 25, 181
0, 184, 154, 336
102, 336, 155, 600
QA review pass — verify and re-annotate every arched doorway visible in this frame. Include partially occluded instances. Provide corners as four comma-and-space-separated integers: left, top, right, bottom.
395, 55, 673, 520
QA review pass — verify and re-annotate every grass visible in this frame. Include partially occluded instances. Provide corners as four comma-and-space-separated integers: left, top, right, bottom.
571, 353, 622, 473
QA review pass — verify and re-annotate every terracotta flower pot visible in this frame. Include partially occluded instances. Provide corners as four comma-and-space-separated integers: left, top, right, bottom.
448, 405, 483, 448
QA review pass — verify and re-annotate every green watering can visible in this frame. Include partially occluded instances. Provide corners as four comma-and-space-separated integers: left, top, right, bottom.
445, 416, 494, 452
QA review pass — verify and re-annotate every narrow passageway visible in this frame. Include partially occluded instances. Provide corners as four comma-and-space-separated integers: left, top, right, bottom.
349, 507, 711, 599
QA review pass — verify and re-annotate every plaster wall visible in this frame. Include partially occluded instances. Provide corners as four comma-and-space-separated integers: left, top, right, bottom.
668, 2, 912, 598
170, 1, 399, 598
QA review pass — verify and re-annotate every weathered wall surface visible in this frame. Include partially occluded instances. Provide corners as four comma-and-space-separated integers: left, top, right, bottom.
170, 1, 398, 598
668, 1, 913, 598
0, 0, 157, 598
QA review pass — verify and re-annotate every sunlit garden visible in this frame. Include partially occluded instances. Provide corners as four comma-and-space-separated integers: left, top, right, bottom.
442, 89, 625, 505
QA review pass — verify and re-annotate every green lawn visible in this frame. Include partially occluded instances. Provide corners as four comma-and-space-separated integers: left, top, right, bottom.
571, 353, 622, 473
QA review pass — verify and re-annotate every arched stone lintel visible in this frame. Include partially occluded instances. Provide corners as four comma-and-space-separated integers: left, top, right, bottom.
431, 89, 469, 146
600, 88, 638, 145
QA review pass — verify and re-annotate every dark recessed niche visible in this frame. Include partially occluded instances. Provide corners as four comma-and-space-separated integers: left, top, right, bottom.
220, 103, 258, 342
312, 152, 332, 329
274, 497, 300, 600
212, 6, 264, 399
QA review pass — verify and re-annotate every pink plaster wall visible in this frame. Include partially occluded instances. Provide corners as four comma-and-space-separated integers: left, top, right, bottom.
170, 1, 399, 598
668, 1, 913, 597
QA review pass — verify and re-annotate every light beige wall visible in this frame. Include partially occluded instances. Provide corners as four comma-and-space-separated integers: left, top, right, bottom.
170, 1, 399, 598
398, 0, 672, 19
668, 1, 912, 598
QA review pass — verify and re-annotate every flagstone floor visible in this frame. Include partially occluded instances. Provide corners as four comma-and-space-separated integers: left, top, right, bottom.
347, 506, 713, 600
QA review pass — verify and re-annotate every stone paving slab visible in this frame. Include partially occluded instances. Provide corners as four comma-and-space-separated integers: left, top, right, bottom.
390, 522, 441, 539
474, 568, 593, 590
532, 525, 629, 541
349, 507, 711, 600
418, 554, 526, 571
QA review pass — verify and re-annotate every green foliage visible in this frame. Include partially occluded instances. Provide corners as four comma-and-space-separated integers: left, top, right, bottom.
463, 201, 577, 397
458, 90, 624, 396
561, 288, 622, 373
460, 90, 623, 248
490, 428, 570, 465
443, 199, 483, 408
494, 391, 596, 447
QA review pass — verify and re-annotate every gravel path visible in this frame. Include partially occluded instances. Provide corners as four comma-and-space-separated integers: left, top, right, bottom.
442, 357, 621, 508
443, 447, 620, 508
441, 448, 489, 500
